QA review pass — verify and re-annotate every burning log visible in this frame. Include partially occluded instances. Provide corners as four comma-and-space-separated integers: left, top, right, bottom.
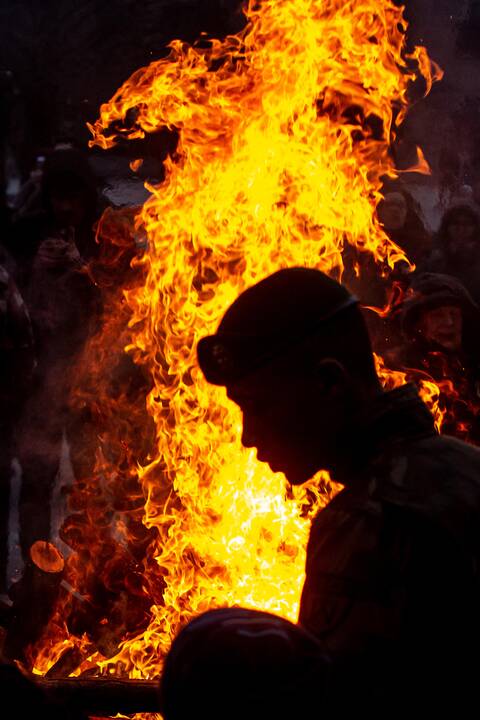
44, 646, 87, 679
36, 677, 161, 716
3, 541, 64, 662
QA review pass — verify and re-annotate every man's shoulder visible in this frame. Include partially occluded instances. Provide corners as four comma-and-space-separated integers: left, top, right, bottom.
313, 433, 480, 551
375, 433, 480, 549
397, 432, 480, 496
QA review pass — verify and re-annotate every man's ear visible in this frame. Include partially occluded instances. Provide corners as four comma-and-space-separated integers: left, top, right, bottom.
312, 358, 349, 396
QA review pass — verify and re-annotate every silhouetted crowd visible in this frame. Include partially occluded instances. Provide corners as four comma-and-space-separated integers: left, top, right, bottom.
0, 145, 103, 596
369, 184, 480, 445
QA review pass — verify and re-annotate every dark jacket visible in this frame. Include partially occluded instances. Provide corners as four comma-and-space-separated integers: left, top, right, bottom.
299, 384, 480, 713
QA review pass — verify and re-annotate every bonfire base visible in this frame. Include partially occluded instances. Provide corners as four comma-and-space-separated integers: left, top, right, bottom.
37, 677, 161, 716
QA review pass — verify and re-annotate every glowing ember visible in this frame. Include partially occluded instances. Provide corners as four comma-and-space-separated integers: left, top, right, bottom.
33, 0, 442, 683
130, 158, 144, 172
30, 541, 65, 574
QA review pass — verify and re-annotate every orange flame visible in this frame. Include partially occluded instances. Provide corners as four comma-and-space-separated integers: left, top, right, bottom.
399, 145, 431, 176
33, 0, 441, 682
375, 354, 445, 431
130, 158, 144, 173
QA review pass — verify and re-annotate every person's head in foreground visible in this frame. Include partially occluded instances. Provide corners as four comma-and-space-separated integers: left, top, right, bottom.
198, 267, 382, 485
159, 607, 331, 720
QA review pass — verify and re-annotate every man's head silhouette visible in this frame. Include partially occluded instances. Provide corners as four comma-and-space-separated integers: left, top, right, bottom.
198, 267, 382, 484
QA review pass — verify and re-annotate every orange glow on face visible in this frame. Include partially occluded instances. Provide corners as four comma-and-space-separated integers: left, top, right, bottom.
31, 0, 442, 682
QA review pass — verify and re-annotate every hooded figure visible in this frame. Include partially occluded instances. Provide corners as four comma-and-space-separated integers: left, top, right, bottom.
7, 147, 101, 290
385, 272, 480, 442
11, 150, 102, 570
376, 189, 432, 267
342, 188, 431, 309
426, 203, 480, 304
39, 148, 99, 259
8, 147, 102, 361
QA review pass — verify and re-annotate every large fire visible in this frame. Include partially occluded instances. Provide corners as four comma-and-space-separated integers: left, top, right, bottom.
31, 0, 442, 692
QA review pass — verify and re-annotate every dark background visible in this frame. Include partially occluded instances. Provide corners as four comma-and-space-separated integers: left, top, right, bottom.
0, 0, 244, 177
1, 0, 480, 185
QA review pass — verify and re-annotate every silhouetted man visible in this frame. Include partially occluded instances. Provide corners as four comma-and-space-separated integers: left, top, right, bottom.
162, 267, 480, 718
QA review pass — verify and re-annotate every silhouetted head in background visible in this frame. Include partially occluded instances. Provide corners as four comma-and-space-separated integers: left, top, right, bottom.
377, 191, 408, 231
376, 187, 431, 266
437, 204, 480, 265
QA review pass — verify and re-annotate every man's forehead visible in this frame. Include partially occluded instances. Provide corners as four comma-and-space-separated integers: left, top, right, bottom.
424, 303, 462, 315
384, 192, 406, 205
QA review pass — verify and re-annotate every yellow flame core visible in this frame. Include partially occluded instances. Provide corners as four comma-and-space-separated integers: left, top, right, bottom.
42, 0, 440, 678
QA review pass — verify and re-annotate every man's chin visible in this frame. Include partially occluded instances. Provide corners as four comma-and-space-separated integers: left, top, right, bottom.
260, 456, 317, 485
